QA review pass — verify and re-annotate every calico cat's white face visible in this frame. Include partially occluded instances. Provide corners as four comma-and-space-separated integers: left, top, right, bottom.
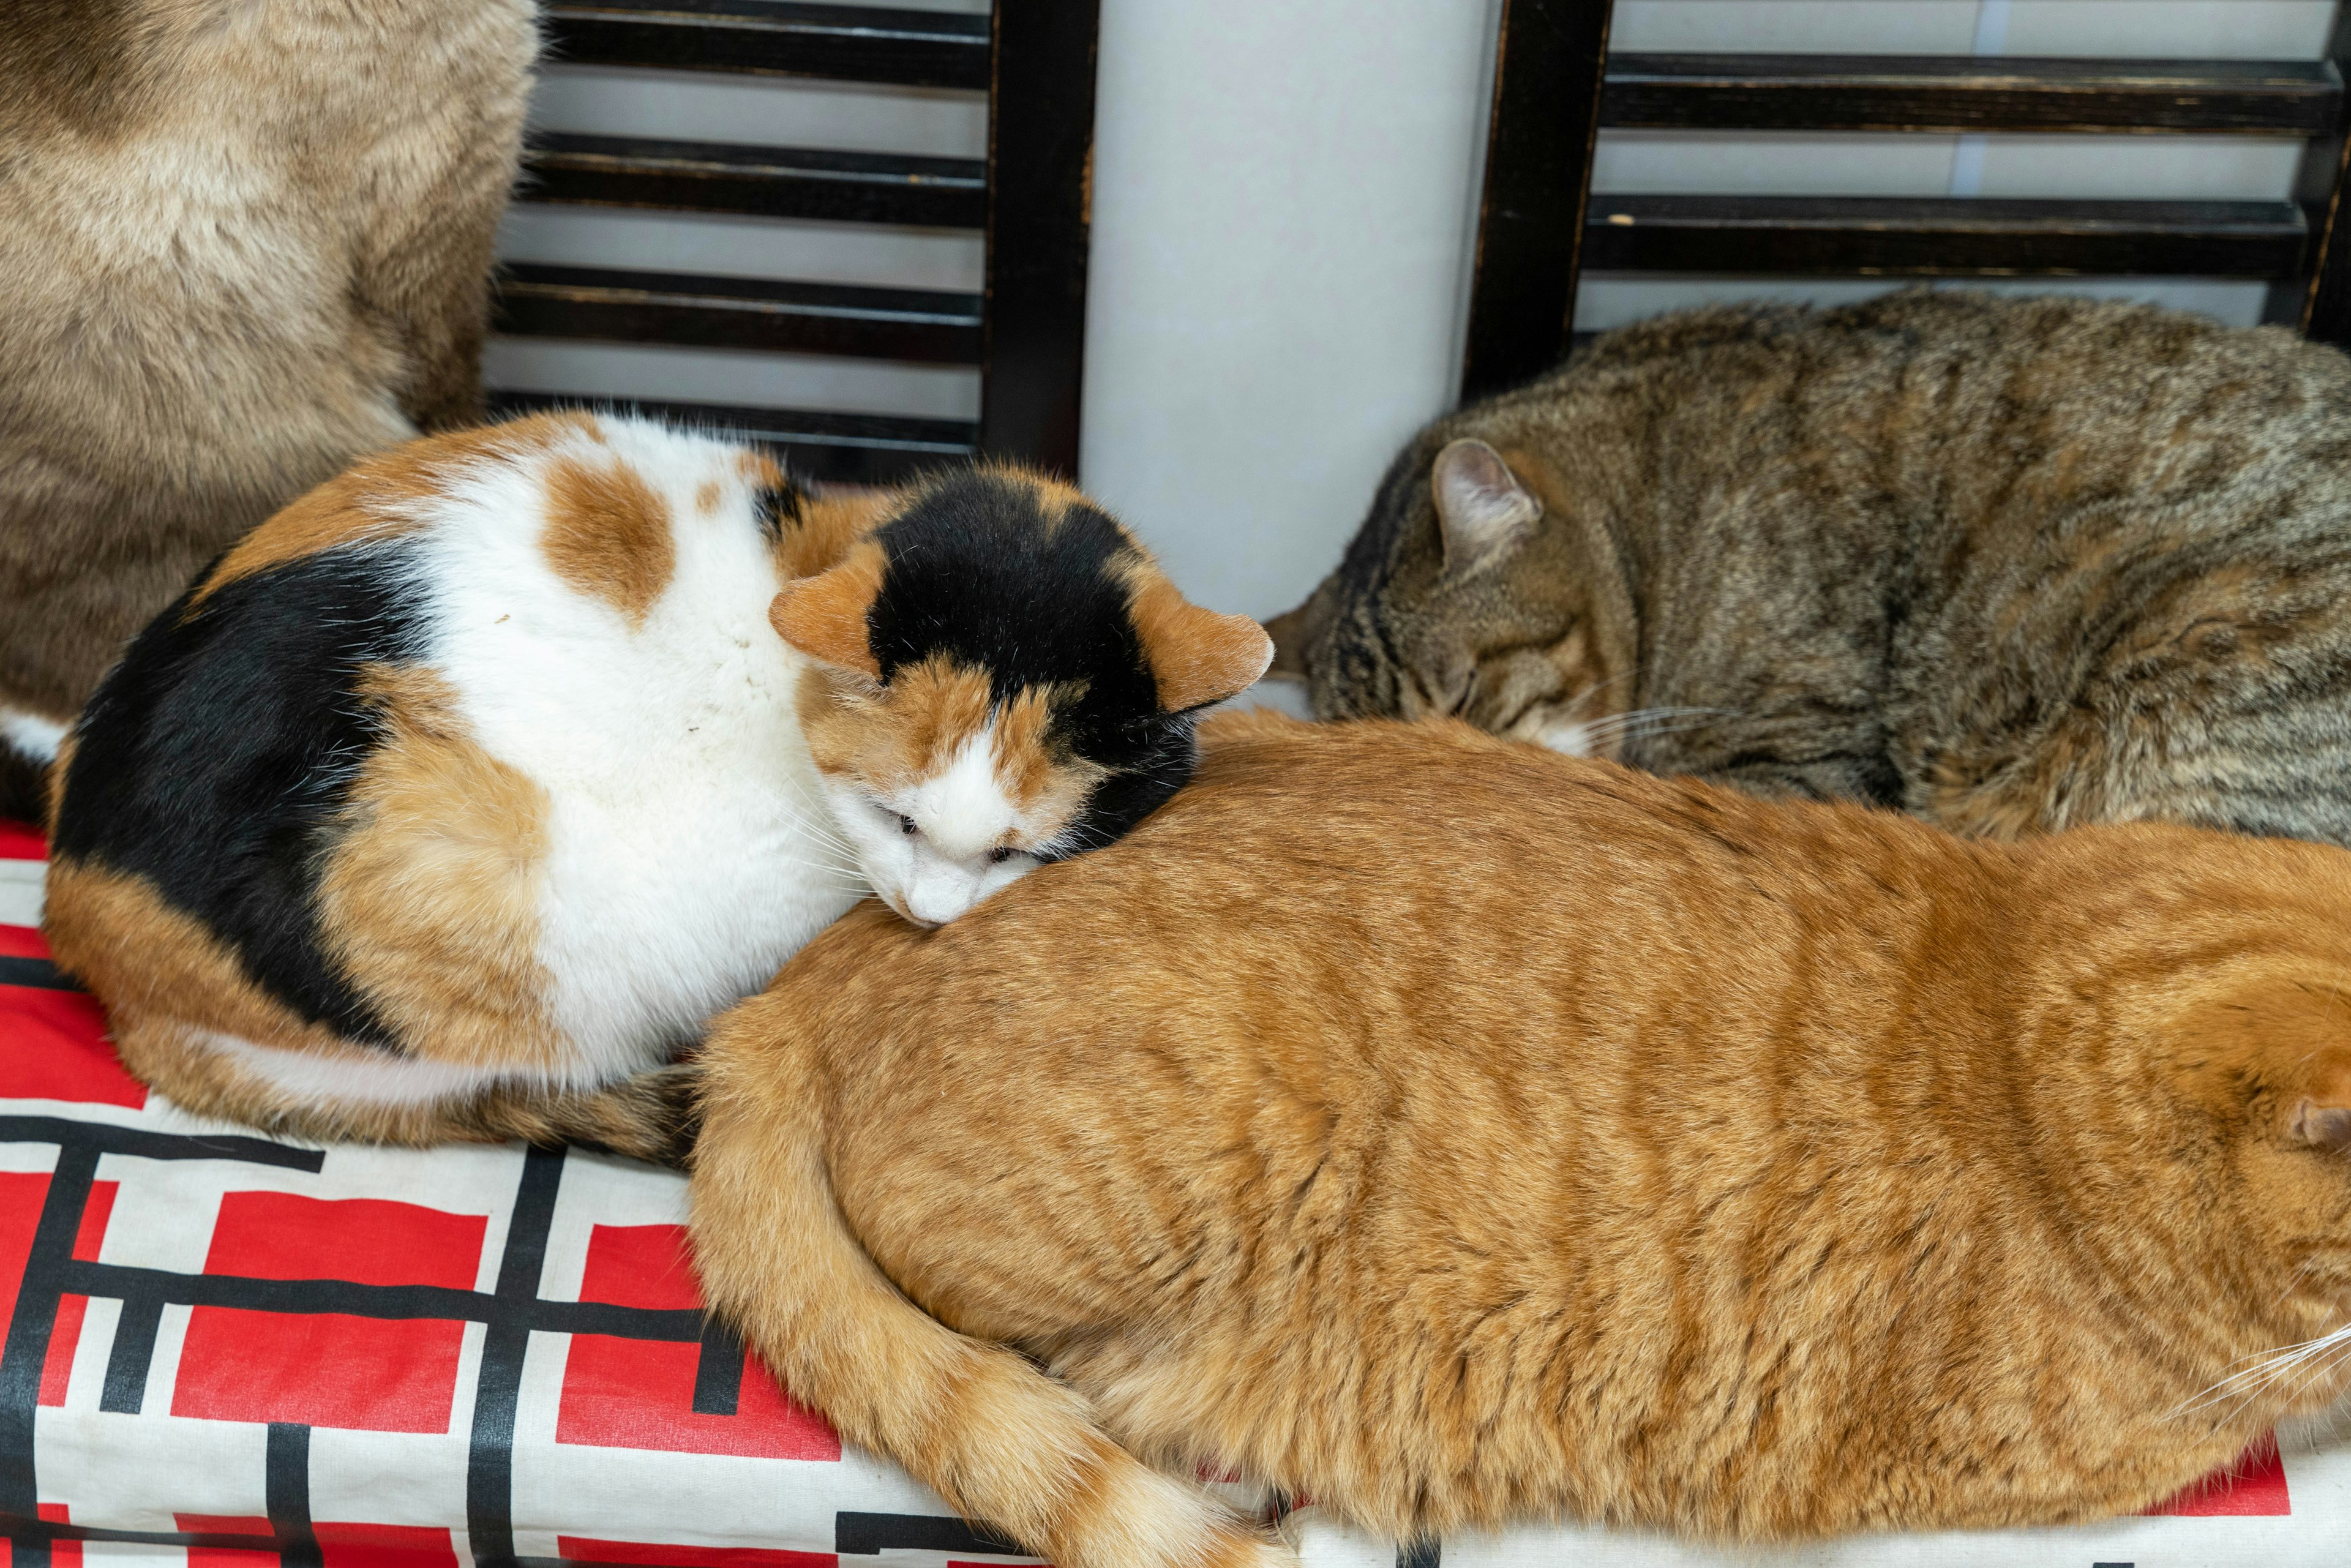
771, 470, 1273, 930
803, 664, 1099, 928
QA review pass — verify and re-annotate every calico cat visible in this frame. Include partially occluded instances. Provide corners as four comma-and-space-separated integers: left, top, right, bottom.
1273, 291, 2351, 842
0, 0, 535, 819
690, 712, 2351, 1568
42, 411, 1271, 1161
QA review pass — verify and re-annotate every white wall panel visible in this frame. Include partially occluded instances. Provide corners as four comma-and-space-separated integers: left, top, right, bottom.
1610, 2, 1982, 53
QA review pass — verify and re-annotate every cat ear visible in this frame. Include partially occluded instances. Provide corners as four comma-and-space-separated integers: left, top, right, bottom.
2284, 1052, 2351, 1152
1431, 438, 1539, 579
1261, 591, 1325, 682
770, 546, 885, 678
1126, 574, 1275, 713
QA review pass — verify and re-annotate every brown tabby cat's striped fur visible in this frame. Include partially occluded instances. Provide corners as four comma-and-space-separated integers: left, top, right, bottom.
1275, 291, 2351, 844
691, 713, 2351, 1568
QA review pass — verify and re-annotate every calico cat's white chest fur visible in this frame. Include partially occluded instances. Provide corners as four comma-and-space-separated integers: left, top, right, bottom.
421, 420, 863, 1079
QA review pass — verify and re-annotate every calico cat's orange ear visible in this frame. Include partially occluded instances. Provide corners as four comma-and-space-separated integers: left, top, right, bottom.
770, 544, 885, 677
1125, 572, 1275, 713
2285, 1052, 2351, 1151
1432, 438, 1539, 579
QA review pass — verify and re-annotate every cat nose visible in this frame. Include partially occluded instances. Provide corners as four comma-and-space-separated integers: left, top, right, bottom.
904, 874, 975, 927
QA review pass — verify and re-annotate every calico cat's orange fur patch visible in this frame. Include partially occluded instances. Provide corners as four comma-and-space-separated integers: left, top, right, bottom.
189, 414, 592, 610
42, 859, 326, 1054
1118, 564, 1275, 713
541, 451, 675, 626
314, 666, 563, 1071
771, 541, 887, 675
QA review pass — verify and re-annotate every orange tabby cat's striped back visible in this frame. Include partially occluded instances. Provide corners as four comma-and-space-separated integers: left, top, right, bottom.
691, 713, 2351, 1567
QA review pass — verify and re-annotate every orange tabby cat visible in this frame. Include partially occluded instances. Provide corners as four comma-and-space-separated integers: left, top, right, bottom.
690, 712, 2351, 1568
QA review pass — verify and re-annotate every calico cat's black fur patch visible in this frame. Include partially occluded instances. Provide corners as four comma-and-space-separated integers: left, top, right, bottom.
865, 471, 1201, 857
53, 547, 426, 1046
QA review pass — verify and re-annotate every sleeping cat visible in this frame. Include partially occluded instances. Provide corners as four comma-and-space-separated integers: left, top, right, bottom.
690, 712, 2351, 1568
0, 0, 534, 819
42, 412, 1271, 1161
1273, 290, 2351, 842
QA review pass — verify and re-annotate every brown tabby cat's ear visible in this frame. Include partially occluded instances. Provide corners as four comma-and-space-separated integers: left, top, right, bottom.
2284, 1052, 2351, 1152
1432, 438, 1539, 579
770, 542, 885, 677
1125, 572, 1275, 713
1262, 588, 1328, 683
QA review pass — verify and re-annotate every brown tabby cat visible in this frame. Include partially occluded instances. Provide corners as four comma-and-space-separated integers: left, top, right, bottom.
0, 0, 535, 818
691, 712, 2351, 1568
1272, 291, 2351, 843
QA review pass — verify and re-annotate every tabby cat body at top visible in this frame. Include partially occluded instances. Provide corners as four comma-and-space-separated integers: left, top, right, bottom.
1275, 291, 2351, 841
0, 0, 534, 816
690, 713, 2351, 1568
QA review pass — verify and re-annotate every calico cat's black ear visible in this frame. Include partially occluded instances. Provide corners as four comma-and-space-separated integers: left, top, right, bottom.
771, 544, 884, 677
1431, 438, 1539, 579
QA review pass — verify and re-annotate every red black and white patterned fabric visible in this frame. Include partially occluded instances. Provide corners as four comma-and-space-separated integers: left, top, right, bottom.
0, 824, 1038, 1568
3, 823, 2348, 1568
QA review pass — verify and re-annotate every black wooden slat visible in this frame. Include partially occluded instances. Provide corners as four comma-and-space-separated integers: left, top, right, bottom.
541, 1, 989, 90
489, 390, 976, 484
522, 133, 986, 228
1583, 196, 2308, 278
977, 0, 1101, 478
2273, 11, 2351, 339
1460, 0, 1614, 402
492, 263, 983, 362
1602, 54, 2344, 135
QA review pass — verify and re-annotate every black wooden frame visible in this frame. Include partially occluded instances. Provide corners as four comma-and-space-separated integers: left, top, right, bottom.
1460, 0, 2351, 402
495, 1, 1098, 482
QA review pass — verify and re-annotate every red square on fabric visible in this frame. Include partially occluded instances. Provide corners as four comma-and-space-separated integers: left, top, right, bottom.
0, 932, 146, 1107
2145, 1431, 2292, 1516
178, 1514, 278, 1568
0, 1173, 116, 1403
317, 1521, 460, 1568
558, 1535, 833, 1568
173, 1193, 487, 1433
556, 1224, 839, 1461
0, 822, 41, 860
36, 1503, 78, 1568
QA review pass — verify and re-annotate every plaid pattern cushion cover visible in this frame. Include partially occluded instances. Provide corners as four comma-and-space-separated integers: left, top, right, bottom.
1, 823, 2346, 1568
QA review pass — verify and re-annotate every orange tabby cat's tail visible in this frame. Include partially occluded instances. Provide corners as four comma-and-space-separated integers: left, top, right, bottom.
689, 1002, 1289, 1568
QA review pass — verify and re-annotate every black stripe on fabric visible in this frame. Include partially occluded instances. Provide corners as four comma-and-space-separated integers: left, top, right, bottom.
0, 1141, 99, 1524
51, 1259, 700, 1340
266, 1423, 321, 1568
0, 1116, 326, 1170
99, 1293, 163, 1414
0, 1517, 280, 1551
690, 1318, 743, 1416
468, 1144, 567, 1568
0, 958, 75, 992
1397, 1539, 1441, 1568
834, 1512, 1024, 1556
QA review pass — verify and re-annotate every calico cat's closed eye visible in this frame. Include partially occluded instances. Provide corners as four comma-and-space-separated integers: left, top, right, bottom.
988, 847, 1017, 865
